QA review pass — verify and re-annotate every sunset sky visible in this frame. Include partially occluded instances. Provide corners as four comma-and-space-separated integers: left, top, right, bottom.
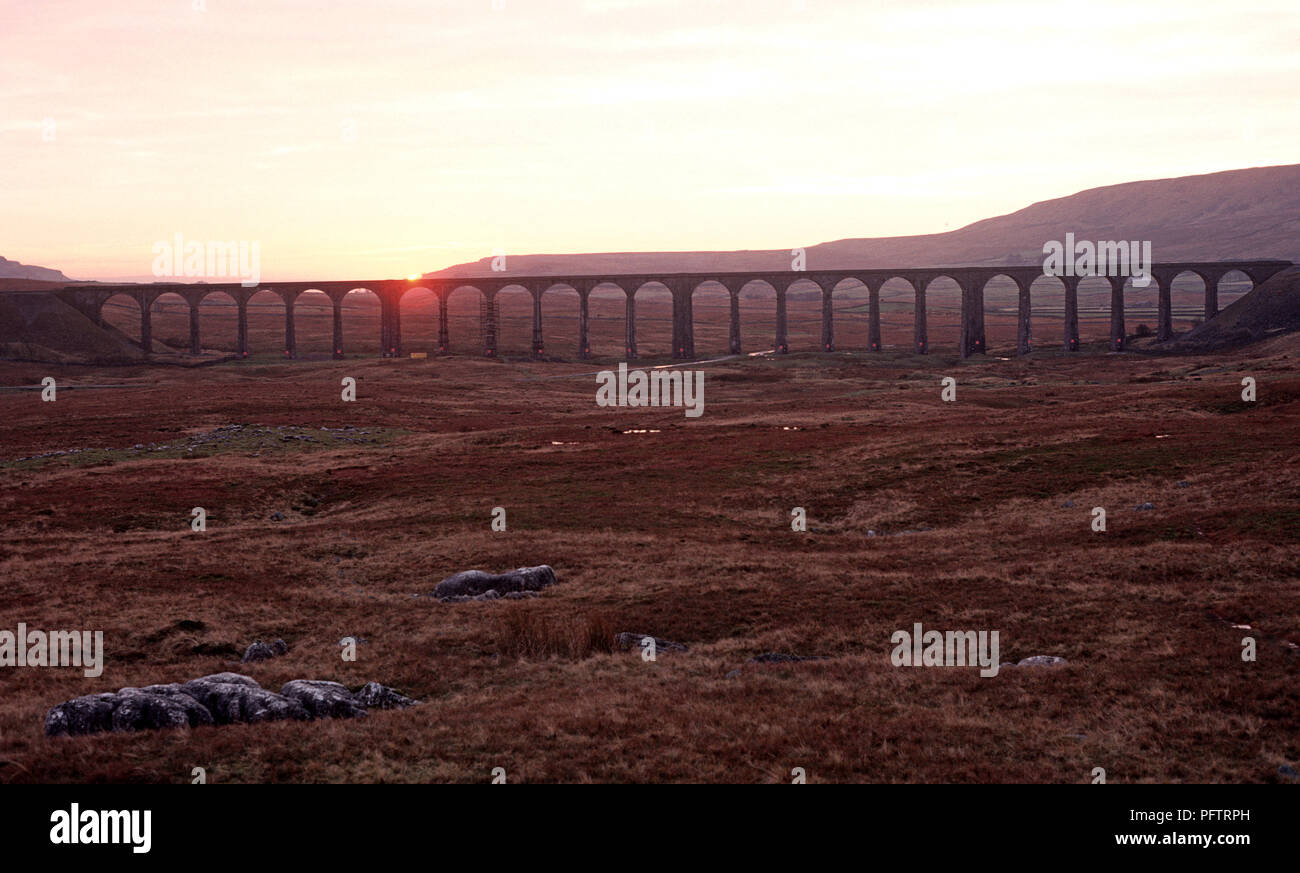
2, 0, 1296, 281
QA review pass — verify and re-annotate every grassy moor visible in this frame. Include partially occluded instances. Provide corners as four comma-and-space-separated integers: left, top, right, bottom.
2, 328, 1297, 783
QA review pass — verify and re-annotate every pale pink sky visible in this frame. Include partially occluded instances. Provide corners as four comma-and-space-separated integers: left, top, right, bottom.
2, 0, 1296, 281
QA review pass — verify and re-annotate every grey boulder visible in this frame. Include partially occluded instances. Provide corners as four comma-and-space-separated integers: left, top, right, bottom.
45, 685, 215, 737
46, 673, 417, 738
353, 682, 418, 710
1016, 655, 1068, 667
44, 693, 123, 738
241, 638, 289, 662
181, 673, 309, 725
109, 686, 215, 733
280, 680, 368, 719
433, 565, 557, 600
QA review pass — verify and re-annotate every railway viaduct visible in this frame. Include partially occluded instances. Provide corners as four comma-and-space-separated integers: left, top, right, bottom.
54, 260, 1293, 361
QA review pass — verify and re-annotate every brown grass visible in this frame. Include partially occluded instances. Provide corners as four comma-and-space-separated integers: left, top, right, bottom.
493, 607, 616, 660
1, 328, 1297, 783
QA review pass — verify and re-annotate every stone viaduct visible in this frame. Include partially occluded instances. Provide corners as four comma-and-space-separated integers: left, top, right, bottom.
54, 260, 1293, 361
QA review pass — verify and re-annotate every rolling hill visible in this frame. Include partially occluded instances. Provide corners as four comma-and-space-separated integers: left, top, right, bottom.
429, 164, 1300, 278
0, 256, 68, 282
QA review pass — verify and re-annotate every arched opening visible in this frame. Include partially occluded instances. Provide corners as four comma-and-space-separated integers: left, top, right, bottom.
922, 275, 961, 352
1075, 276, 1114, 345
784, 278, 823, 352
196, 290, 239, 353
399, 286, 438, 356
286, 289, 328, 357
1123, 275, 1160, 341
1029, 275, 1067, 350
690, 281, 731, 355
877, 277, 916, 351
148, 292, 191, 353
540, 284, 581, 357
245, 289, 284, 359
338, 288, 381, 357
981, 274, 1021, 352
1216, 269, 1254, 310
99, 293, 141, 345
588, 282, 626, 358
830, 278, 870, 350
630, 281, 672, 357
1169, 270, 1209, 333
446, 285, 484, 354
736, 280, 777, 354
494, 284, 533, 356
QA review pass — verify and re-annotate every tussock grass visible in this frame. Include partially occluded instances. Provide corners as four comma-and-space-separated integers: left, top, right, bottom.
493, 606, 616, 660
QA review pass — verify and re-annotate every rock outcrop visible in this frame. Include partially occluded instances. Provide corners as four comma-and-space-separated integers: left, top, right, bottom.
432, 565, 557, 601
353, 681, 417, 710
44, 686, 216, 738
1015, 655, 1068, 668
45, 673, 417, 738
279, 680, 368, 719
179, 673, 309, 726
241, 638, 289, 662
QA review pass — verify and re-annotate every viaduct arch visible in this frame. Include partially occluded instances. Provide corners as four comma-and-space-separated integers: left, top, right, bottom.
59, 260, 1292, 361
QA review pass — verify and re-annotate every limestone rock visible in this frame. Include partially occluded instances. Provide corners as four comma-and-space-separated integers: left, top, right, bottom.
44, 693, 121, 738
279, 680, 368, 719
241, 638, 289, 662
1016, 655, 1067, 667
45, 673, 415, 738
433, 565, 556, 600
109, 686, 215, 733
45, 685, 215, 737
181, 673, 309, 725
352, 682, 417, 710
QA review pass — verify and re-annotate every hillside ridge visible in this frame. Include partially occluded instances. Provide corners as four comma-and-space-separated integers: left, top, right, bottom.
431, 164, 1300, 278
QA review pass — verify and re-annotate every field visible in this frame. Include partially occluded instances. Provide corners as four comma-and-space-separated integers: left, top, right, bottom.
1, 328, 1297, 783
